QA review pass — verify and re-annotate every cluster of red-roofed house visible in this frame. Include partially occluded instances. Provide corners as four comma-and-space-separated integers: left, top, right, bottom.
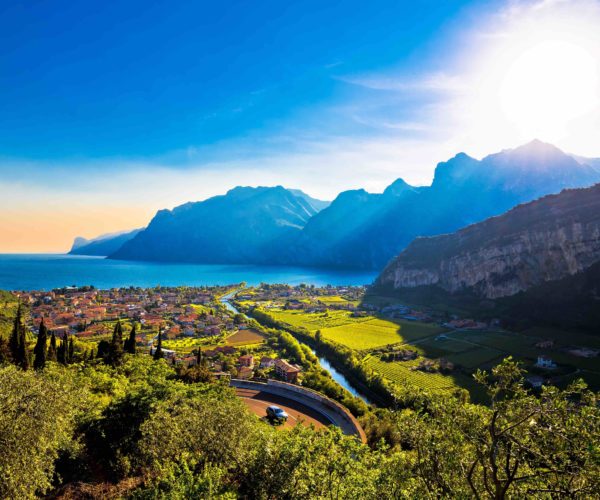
15, 286, 232, 341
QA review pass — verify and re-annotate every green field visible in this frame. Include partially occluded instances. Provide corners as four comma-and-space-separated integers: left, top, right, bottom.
269, 308, 360, 330
368, 357, 457, 391
321, 318, 444, 350
261, 302, 600, 398
317, 296, 361, 307
321, 320, 403, 350
520, 327, 600, 350
163, 337, 207, 353
367, 356, 486, 401
163, 329, 265, 354
269, 308, 445, 350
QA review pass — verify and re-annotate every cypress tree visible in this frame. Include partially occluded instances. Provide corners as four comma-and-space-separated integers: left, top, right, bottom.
68, 336, 75, 363
125, 323, 137, 354
57, 333, 68, 365
96, 340, 110, 360
33, 318, 48, 370
153, 330, 164, 360
17, 327, 29, 370
47, 333, 57, 362
9, 304, 23, 363
108, 321, 124, 366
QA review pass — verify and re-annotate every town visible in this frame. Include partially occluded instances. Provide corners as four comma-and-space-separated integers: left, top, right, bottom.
13, 284, 363, 385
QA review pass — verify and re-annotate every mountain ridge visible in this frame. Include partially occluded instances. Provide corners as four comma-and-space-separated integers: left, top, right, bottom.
376, 183, 600, 300
109, 186, 329, 263
69, 228, 143, 256
78, 140, 600, 268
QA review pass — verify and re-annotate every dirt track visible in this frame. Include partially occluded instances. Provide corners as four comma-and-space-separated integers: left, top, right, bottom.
235, 387, 332, 429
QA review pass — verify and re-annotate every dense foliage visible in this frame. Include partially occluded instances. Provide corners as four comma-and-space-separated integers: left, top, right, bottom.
0, 301, 598, 499
1, 351, 598, 498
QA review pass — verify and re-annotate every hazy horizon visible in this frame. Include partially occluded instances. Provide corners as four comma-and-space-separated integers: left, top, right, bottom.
2, 0, 600, 252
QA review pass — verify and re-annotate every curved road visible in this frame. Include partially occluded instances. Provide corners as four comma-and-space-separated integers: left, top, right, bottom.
235, 387, 332, 430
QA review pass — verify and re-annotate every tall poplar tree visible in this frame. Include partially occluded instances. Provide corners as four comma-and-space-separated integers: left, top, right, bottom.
57, 333, 68, 365
33, 318, 48, 370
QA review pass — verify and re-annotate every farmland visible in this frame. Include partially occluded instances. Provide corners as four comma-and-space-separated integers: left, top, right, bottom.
321, 318, 443, 351
268, 308, 444, 351
367, 356, 458, 391
274, 307, 600, 394
366, 356, 487, 402
163, 328, 265, 353
225, 328, 265, 346
240, 285, 600, 403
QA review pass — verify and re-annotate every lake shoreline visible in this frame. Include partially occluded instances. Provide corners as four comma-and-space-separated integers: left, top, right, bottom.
0, 254, 377, 291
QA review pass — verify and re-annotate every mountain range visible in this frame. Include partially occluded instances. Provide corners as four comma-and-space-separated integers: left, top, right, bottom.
70, 140, 600, 271
284, 140, 600, 269
69, 229, 142, 256
109, 186, 328, 263
374, 183, 600, 330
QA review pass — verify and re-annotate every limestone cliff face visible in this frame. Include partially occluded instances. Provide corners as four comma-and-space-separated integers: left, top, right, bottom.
377, 184, 600, 299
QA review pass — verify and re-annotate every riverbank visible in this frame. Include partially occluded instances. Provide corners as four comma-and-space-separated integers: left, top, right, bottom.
222, 293, 375, 406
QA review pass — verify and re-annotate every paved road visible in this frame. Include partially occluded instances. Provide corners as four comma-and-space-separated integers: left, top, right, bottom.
235, 387, 332, 430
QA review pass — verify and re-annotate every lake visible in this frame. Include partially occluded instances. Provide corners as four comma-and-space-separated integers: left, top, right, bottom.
0, 254, 377, 291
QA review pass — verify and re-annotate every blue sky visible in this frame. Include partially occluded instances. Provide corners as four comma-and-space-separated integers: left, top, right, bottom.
1, 0, 600, 251
1, 0, 476, 158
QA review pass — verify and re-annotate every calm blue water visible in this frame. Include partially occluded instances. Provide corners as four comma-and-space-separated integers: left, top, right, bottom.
0, 254, 377, 291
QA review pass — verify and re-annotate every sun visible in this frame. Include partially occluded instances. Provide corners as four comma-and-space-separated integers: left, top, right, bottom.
499, 40, 599, 141
454, 1, 600, 157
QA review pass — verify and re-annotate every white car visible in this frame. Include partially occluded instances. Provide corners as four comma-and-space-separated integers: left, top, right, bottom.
266, 405, 288, 421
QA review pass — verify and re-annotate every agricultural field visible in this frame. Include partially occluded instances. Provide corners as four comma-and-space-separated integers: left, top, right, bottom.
163, 329, 265, 354
268, 308, 362, 331
225, 329, 265, 347
162, 337, 208, 354
268, 308, 445, 350
254, 295, 600, 398
367, 356, 487, 402
321, 318, 443, 350
520, 327, 600, 350
411, 337, 504, 370
445, 348, 504, 369
316, 295, 361, 307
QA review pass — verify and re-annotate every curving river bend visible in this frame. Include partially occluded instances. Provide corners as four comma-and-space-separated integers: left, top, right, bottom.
221, 293, 371, 404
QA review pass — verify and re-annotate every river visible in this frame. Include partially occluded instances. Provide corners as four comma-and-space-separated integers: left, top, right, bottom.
221, 293, 371, 404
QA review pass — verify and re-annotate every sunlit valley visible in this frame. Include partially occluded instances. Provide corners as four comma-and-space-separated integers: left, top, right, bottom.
1, 1, 599, 498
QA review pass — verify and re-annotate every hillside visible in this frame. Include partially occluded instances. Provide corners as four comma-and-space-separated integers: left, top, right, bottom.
110, 186, 329, 263
69, 229, 142, 256
376, 183, 600, 313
